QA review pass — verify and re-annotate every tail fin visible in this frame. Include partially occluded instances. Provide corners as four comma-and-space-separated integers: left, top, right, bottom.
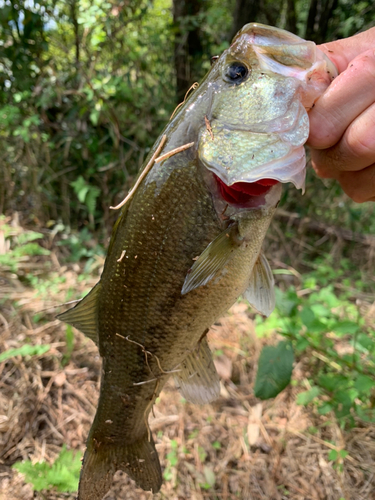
78, 433, 162, 499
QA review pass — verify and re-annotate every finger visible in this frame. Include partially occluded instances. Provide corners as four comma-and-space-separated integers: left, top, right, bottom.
319, 27, 375, 73
336, 164, 375, 203
310, 101, 375, 176
308, 48, 375, 149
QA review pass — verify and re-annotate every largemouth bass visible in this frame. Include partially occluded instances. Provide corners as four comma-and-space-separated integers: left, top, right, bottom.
58, 23, 336, 499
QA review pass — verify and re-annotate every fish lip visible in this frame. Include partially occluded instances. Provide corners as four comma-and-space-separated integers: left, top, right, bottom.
204, 156, 307, 194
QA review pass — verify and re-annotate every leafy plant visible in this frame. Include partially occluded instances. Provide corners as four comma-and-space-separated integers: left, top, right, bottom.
62, 325, 75, 366
163, 439, 178, 481
57, 227, 105, 264
0, 344, 50, 363
13, 446, 82, 493
255, 274, 375, 427
0, 217, 50, 274
70, 176, 101, 223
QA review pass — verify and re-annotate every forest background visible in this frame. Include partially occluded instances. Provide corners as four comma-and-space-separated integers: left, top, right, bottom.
1, 0, 375, 499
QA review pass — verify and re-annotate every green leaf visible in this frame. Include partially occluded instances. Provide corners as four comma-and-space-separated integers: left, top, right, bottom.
203, 466, 215, 488
328, 449, 338, 461
85, 185, 100, 216
299, 307, 326, 333
13, 242, 50, 257
318, 403, 333, 415
332, 320, 359, 336
17, 231, 44, 245
70, 176, 88, 202
0, 344, 50, 363
254, 341, 294, 400
356, 333, 373, 352
318, 374, 338, 392
354, 374, 375, 393
275, 288, 298, 316
296, 386, 320, 405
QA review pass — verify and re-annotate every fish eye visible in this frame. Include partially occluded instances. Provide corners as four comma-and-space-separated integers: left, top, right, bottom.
224, 62, 249, 84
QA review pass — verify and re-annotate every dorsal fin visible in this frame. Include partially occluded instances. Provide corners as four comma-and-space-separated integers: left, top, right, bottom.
181, 224, 240, 295
174, 338, 220, 404
57, 283, 101, 344
244, 252, 275, 317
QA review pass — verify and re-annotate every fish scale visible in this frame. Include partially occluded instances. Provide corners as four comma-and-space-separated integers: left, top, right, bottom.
58, 23, 337, 499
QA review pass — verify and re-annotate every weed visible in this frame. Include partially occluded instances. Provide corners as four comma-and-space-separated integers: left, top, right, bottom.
13, 446, 82, 493
62, 325, 75, 366
254, 274, 375, 427
0, 344, 50, 363
0, 216, 50, 275
163, 439, 178, 481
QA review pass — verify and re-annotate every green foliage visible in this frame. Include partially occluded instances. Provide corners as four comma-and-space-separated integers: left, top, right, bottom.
57, 226, 105, 264
62, 325, 75, 366
0, 0, 176, 229
163, 439, 178, 481
0, 344, 50, 363
0, 217, 50, 274
13, 446, 82, 493
254, 341, 294, 399
1, 0, 373, 232
256, 273, 375, 427
70, 176, 101, 221
200, 466, 216, 490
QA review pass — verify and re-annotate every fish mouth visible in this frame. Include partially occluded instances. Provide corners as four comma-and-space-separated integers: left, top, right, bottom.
214, 174, 280, 207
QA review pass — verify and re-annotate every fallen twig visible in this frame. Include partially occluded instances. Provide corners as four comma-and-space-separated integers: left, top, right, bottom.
110, 134, 167, 210
154, 142, 194, 163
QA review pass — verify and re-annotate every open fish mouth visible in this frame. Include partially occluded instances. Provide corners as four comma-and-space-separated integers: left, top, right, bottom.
213, 174, 282, 208
214, 174, 279, 204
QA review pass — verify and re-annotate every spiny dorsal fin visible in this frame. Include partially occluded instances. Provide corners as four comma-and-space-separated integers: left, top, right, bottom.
181, 224, 240, 295
57, 283, 101, 344
244, 252, 275, 317
174, 338, 220, 404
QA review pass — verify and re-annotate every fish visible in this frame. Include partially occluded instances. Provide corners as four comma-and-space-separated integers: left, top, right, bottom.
58, 23, 337, 499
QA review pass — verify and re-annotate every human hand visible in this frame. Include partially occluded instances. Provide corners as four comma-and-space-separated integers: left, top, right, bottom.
307, 28, 375, 203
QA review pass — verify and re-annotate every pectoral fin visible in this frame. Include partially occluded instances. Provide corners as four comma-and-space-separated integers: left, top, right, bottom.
174, 338, 220, 404
182, 224, 240, 295
244, 252, 275, 317
57, 283, 101, 344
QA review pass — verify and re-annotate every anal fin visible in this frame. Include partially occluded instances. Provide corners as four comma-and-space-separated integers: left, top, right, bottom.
174, 338, 220, 404
244, 252, 275, 317
57, 283, 101, 344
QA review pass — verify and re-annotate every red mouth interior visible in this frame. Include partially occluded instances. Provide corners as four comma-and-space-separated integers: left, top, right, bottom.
214, 174, 279, 205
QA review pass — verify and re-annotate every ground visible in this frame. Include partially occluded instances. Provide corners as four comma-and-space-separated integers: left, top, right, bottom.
0, 216, 375, 500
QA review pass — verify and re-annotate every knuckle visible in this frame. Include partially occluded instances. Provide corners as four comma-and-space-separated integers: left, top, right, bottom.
350, 191, 367, 204
343, 183, 365, 203
345, 114, 375, 160
353, 50, 375, 80
309, 111, 340, 148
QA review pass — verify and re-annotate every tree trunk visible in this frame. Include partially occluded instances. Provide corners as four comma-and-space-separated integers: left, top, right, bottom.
318, 0, 339, 43
305, 0, 319, 40
230, 0, 261, 41
285, 0, 297, 34
173, 0, 204, 103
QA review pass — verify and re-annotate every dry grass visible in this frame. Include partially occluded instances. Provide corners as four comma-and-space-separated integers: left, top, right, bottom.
1, 218, 375, 500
